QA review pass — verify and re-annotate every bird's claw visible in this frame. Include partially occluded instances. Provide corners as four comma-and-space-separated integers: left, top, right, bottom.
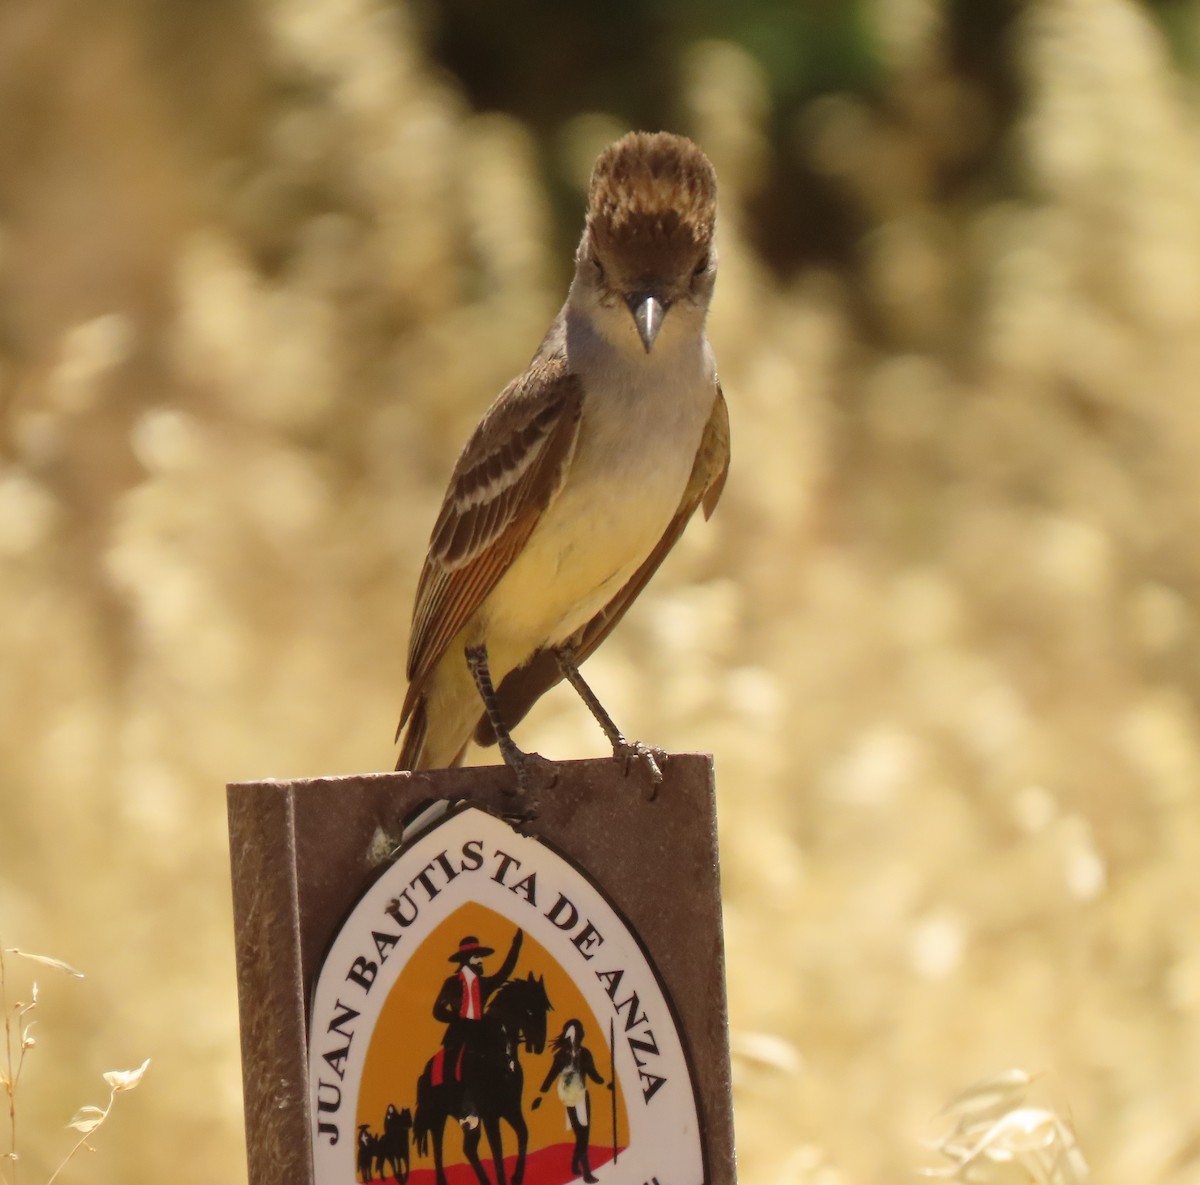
613, 738, 665, 796
501, 801, 540, 826
501, 748, 558, 809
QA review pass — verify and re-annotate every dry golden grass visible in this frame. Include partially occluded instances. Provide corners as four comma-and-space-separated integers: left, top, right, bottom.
2, 0, 1200, 1182
0, 946, 148, 1185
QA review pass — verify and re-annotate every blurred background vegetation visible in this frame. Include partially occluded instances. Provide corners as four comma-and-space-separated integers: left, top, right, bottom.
3, 0, 1200, 1182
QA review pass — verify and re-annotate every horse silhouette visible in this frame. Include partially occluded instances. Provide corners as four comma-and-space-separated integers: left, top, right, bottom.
357, 1105, 412, 1182
378, 1104, 413, 1182
414, 973, 551, 1185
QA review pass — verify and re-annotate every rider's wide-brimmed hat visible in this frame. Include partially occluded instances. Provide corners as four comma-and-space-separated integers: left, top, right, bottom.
449, 936, 493, 963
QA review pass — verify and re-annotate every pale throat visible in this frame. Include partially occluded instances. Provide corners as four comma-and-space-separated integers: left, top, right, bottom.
565, 278, 711, 377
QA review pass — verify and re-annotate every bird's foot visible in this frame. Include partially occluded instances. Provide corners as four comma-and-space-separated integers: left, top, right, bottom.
498, 745, 558, 812
612, 737, 666, 796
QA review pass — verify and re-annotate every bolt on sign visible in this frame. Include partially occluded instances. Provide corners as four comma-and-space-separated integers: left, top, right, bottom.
227, 755, 736, 1185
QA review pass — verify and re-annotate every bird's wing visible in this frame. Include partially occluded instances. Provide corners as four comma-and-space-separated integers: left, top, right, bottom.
474, 382, 730, 745
397, 348, 584, 735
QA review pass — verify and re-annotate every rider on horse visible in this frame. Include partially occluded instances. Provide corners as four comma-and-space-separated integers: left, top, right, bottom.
433, 930, 524, 1121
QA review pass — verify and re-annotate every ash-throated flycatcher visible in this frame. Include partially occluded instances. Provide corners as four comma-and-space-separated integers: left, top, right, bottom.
395, 131, 729, 793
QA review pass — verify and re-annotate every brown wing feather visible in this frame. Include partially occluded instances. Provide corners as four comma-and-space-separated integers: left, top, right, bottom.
397, 348, 584, 736
474, 383, 731, 746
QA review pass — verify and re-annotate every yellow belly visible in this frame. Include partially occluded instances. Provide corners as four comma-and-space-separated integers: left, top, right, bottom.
479, 475, 672, 678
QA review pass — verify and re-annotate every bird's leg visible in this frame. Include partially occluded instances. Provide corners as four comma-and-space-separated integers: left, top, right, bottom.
554, 646, 664, 790
464, 644, 557, 803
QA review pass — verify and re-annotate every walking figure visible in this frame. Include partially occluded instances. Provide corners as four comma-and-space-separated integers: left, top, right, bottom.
531, 1019, 608, 1183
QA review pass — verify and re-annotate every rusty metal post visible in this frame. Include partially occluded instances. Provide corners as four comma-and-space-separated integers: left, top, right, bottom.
228, 754, 736, 1184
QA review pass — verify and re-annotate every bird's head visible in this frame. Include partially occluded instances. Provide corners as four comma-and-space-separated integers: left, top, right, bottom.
572, 131, 717, 354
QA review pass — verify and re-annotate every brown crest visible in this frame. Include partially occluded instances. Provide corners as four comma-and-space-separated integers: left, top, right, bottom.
586, 132, 717, 279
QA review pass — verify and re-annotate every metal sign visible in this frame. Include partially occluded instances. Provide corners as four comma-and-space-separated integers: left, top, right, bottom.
227, 755, 736, 1185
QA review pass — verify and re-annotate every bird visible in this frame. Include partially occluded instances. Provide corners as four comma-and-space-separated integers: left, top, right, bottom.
395, 130, 730, 795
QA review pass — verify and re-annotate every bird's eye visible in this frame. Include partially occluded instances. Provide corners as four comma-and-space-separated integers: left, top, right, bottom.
590, 256, 607, 284
692, 252, 711, 278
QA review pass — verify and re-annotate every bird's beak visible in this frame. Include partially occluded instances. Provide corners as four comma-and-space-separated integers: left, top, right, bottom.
628, 294, 667, 353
